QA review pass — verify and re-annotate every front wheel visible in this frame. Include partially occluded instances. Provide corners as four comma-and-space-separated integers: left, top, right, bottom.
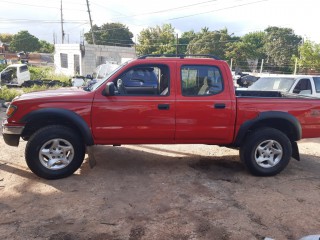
240, 128, 292, 176
25, 125, 85, 179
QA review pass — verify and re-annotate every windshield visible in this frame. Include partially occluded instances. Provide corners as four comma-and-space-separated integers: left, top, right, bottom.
248, 77, 295, 91
88, 62, 128, 91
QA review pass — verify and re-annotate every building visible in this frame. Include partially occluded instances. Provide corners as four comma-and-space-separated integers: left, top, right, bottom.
54, 44, 136, 76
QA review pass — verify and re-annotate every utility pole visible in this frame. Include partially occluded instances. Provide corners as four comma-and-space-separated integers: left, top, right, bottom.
260, 59, 264, 74
60, 0, 65, 44
176, 34, 178, 55
294, 58, 298, 75
86, 0, 96, 45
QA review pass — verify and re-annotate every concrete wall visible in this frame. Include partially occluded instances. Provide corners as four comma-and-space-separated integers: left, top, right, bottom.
54, 44, 136, 76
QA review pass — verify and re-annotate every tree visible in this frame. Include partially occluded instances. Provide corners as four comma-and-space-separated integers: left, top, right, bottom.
297, 40, 320, 72
136, 24, 176, 55
0, 33, 13, 43
9, 30, 41, 52
39, 40, 54, 53
178, 30, 197, 54
264, 26, 302, 68
186, 28, 234, 59
226, 31, 266, 70
84, 22, 134, 47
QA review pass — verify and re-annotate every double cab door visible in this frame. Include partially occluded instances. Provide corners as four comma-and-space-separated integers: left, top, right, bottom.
91, 60, 236, 145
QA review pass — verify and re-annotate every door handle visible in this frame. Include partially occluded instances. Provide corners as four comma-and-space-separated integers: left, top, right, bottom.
214, 103, 226, 109
158, 104, 170, 110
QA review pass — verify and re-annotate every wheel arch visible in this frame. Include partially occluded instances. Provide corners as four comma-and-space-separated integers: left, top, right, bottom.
20, 108, 94, 146
234, 111, 302, 147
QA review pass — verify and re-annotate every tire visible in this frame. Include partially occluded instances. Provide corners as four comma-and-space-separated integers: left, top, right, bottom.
240, 128, 292, 176
25, 125, 85, 179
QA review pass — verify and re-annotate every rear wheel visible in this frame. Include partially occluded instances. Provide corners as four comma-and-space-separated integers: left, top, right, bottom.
240, 128, 292, 176
25, 125, 85, 179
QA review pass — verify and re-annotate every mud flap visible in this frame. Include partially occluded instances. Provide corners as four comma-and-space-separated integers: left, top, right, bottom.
86, 146, 97, 168
291, 141, 300, 161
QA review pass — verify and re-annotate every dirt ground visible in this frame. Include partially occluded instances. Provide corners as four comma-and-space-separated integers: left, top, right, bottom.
0, 106, 320, 240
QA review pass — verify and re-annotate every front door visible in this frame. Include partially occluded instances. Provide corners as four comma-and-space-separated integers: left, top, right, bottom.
91, 63, 176, 145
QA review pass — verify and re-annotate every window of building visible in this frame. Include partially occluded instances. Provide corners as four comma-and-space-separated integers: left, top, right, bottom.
74, 54, 80, 74
60, 53, 68, 68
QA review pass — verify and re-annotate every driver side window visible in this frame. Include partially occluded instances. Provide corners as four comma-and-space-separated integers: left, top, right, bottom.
114, 65, 170, 96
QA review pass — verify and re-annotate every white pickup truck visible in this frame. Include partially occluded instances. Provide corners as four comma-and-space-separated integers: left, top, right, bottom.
0, 64, 30, 87
247, 75, 320, 97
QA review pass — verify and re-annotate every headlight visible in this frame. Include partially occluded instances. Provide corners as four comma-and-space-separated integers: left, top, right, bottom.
6, 105, 17, 118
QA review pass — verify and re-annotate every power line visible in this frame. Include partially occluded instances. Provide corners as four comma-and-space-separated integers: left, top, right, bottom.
0, 18, 87, 24
169, 0, 269, 20
91, 2, 129, 18
1, 0, 87, 11
107, 0, 219, 20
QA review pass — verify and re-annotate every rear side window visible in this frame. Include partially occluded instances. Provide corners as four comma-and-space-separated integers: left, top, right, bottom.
313, 77, 320, 93
19, 65, 28, 73
181, 65, 223, 96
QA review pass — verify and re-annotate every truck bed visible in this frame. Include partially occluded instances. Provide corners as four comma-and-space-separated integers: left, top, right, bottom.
235, 90, 319, 99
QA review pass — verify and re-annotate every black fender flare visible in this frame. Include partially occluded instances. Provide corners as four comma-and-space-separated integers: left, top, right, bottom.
234, 111, 302, 147
20, 108, 94, 146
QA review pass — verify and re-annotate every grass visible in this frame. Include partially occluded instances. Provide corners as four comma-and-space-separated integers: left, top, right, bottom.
22, 85, 59, 93
29, 66, 71, 85
0, 86, 21, 102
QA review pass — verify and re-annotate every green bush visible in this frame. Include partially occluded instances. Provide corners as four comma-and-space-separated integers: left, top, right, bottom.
0, 86, 21, 102
22, 85, 59, 93
0, 64, 7, 72
29, 66, 71, 86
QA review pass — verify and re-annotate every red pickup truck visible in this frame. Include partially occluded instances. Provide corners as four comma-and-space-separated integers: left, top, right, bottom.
2, 55, 320, 179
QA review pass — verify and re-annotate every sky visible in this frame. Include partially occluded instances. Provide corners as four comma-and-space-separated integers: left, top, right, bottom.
1, 0, 319, 44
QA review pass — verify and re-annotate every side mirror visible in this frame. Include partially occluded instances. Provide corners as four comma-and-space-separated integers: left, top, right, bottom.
105, 82, 115, 96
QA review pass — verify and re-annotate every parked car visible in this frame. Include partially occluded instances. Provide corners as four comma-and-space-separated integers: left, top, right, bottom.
3, 55, 320, 179
17, 51, 29, 64
85, 62, 119, 87
237, 74, 259, 87
247, 75, 320, 97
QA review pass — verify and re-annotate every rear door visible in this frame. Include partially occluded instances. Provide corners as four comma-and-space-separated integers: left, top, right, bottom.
91, 61, 176, 144
175, 62, 236, 144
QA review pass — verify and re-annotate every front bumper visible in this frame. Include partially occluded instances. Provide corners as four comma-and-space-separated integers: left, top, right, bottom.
2, 120, 24, 146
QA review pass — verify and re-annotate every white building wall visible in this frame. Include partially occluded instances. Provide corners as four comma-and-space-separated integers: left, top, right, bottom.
54, 44, 136, 76
54, 44, 82, 76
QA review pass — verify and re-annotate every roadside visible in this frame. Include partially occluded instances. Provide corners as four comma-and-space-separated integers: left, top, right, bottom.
0, 105, 320, 239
